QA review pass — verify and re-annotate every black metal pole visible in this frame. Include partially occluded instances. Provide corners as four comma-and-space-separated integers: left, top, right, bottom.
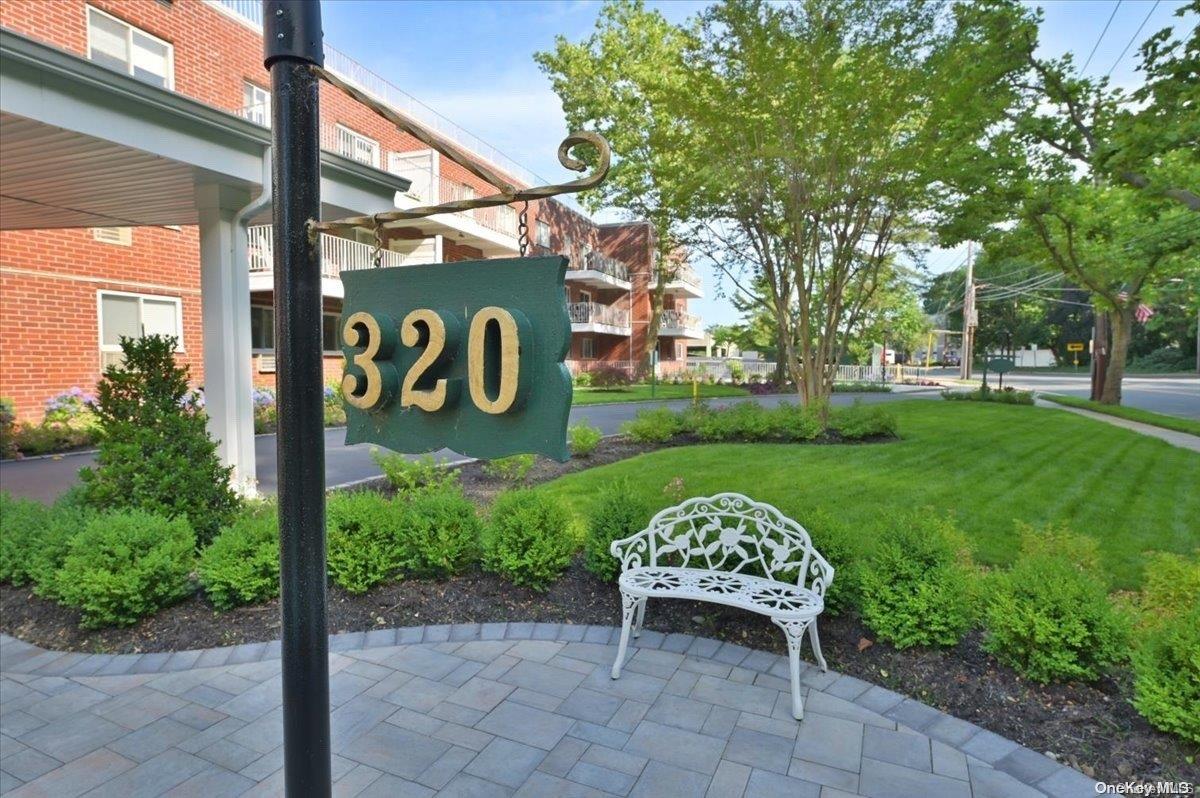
264, 2, 330, 796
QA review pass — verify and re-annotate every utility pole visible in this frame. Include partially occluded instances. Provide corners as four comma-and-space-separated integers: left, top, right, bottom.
959, 242, 975, 381
264, 1, 332, 795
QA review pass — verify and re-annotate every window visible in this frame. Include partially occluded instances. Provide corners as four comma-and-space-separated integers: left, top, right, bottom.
252, 306, 340, 353
334, 125, 380, 168
87, 7, 173, 89
536, 220, 551, 248
98, 291, 182, 352
92, 227, 132, 246
581, 337, 595, 359
242, 82, 270, 126
578, 290, 592, 305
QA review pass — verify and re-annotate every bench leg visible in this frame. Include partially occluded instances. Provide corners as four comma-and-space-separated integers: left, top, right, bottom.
808, 621, 828, 672
772, 618, 807, 720
633, 598, 647, 639
612, 592, 643, 679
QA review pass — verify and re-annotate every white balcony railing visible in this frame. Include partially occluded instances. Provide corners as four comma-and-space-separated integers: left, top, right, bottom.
668, 263, 702, 291
584, 251, 630, 283
568, 302, 630, 330
247, 225, 407, 279
660, 309, 702, 334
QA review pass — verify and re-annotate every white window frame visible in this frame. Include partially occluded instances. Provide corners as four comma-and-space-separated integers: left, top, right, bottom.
85, 6, 174, 89
96, 290, 184, 354
536, 220, 551, 248
581, 337, 596, 360
242, 81, 270, 126
578, 289, 592, 305
334, 124, 380, 168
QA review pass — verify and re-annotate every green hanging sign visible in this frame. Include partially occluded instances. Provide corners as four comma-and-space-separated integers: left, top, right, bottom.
339, 256, 573, 461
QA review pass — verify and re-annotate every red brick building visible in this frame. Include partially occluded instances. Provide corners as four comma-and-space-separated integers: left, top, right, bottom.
0, 0, 703, 431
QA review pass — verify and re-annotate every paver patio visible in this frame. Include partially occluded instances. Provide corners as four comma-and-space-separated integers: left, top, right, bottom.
0, 625, 1099, 797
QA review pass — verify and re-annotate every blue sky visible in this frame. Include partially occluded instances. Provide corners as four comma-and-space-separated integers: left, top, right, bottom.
322, 0, 1191, 326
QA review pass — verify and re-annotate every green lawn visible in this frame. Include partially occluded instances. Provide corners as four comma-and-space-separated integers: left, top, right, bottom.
1040, 394, 1200, 437
572, 383, 749, 405
540, 400, 1200, 589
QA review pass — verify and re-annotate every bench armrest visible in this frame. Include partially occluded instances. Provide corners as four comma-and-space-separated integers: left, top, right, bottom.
610, 530, 652, 572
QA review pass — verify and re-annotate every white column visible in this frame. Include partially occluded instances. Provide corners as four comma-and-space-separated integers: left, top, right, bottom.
195, 183, 257, 494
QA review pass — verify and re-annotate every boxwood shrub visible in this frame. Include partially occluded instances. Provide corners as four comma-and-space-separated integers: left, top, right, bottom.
858, 513, 975, 648
199, 507, 280, 610
584, 479, 648, 582
482, 490, 575, 591
0, 493, 90, 599
56, 510, 195, 628
621, 407, 681, 443
403, 488, 482, 579
326, 491, 406, 594
1131, 606, 1200, 743
830, 401, 898, 440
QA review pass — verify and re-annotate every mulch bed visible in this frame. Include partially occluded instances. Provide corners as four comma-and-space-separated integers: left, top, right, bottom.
2, 433, 1195, 785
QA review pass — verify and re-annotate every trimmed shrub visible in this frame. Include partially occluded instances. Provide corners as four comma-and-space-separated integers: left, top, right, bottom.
584, 480, 648, 582
858, 513, 975, 648
482, 490, 574, 591
589, 364, 632, 388
568, 422, 602, 457
0, 493, 90, 598
56, 510, 195, 628
696, 402, 777, 442
483, 454, 536, 484
573, 371, 593, 388
1131, 606, 1200, 743
984, 553, 1128, 683
199, 507, 280, 610
326, 491, 406, 594
830, 401, 898, 439
802, 509, 860, 617
1016, 522, 1101, 571
941, 387, 1034, 405
372, 450, 459, 498
621, 407, 681, 443
403, 489, 482, 579
1139, 551, 1200, 625
79, 335, 240, 546
773, 403, 825, 441
0, 398, 17, 459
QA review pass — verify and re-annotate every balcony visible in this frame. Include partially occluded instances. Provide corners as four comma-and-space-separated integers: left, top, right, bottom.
659, 309, 704, 339
568, 302, 631, 336
664, 263, 703, 299
247, 225, 408, 298
566, 251, 632, 291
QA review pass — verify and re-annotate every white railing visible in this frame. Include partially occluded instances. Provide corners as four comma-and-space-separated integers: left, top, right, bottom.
247, 225, 407, 279
667, 263, 701, 291
660, 309, 702, 333
568, 302, 631, 329
583, 251, 631, 283
688, 358, 776, 380
210, 0, 542, 189
240, 101, 270, 127
834, 364, 931, 382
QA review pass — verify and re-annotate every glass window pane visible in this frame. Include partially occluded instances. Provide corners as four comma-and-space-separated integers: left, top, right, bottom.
323, 316, 339, 352
142, 298, 177, 339
89, 11, 128, 66
131, 32, 169, 87
101, 294, 139, 347
251, 307, 274, 350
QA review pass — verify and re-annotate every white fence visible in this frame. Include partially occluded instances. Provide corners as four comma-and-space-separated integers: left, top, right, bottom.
247, 225, 407, 279
685, 359, 933, 383
568, 302, 631, 329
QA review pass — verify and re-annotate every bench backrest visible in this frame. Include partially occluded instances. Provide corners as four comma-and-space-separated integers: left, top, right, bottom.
612, 493, 834, 596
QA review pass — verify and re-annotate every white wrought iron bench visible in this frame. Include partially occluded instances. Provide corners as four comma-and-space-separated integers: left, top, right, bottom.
609, 493, 834, 720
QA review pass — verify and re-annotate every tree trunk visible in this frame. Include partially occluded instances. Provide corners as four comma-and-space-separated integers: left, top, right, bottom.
641, 273, 667, 380
1090, 311, 1108, 402
1100, 306, 1134, 405
774, 325, 788, 385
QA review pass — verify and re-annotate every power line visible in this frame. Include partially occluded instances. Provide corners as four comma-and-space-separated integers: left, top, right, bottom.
1106, 0, 1160, 78
1081, 0, 1121, 73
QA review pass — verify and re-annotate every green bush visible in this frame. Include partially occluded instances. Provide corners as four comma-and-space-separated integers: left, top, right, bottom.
584, 480, 648, 582
1131, 606, 1200, 743
1139, 551, 1200, 626
802, 509, 860, 617
403, 489, 482, 579
573, 371, 593, 388
198, 508, 280, 610
621, 407, 682, 443
940, 387, 1034, 405
79, 335, 240, 546
0, 493, 90, 598
1015, 522, 1101, 571
0, 398, 17, 459
56, 510, 195, 628
983, 553, 1128, 683
482, 490, 575, 591
858, 513, 975, 648
831, 401, 898, 439
372, 450, 459, 498
568, 423, 602, 457
696, 402, 777, 442
773, 403, 825, 441
326, 491, 406, 594
483, 454, 536, 484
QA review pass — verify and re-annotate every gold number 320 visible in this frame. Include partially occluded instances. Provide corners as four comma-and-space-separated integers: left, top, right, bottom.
343, 307, 528, 415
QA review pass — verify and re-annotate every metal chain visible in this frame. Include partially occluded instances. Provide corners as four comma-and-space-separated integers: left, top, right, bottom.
517, 200, 530, 257
372, 215, 385, 268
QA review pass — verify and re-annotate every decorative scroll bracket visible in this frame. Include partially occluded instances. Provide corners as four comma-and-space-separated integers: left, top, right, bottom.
309, 65, 610, 239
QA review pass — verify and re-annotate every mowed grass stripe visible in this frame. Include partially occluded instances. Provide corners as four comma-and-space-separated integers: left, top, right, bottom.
538, 401, 1200, 589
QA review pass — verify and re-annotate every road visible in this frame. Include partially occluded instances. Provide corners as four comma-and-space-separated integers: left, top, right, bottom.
986, 372, 1200, 420
0, 389, 934, 503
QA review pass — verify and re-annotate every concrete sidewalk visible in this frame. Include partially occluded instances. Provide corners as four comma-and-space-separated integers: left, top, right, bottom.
1, 624, 1098, 797
1035, 398, 1200, 453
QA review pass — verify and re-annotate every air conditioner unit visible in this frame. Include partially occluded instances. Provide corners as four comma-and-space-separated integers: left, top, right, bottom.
258, 354, 277, 373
